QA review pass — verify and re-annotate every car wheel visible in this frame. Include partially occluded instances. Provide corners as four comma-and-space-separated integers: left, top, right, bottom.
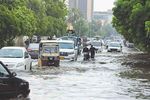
75, 56, 77, 61
78, 50, 81, 55
17, 93, 24, 100
54, 61, 59, 67
73, 56, 77, 61
30, 63, 32, 70
25, 65, 26, 70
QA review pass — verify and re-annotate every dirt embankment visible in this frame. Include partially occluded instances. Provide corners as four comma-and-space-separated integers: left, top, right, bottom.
122, 53, 150, 68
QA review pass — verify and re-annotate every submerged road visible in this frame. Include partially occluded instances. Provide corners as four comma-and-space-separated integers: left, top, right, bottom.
10, 47, 150, 100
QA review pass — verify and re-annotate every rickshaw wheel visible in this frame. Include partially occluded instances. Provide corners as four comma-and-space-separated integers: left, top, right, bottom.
54, 61, 60, 67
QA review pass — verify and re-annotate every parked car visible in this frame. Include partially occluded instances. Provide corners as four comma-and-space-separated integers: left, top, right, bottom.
59, 40, 78, 61
27, 43, 39, 59
0, 47, 32, 70
107, 42, 122, 52
0, 61, 30, 99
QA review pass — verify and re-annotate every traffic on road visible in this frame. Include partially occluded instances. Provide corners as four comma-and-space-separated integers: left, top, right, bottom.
0, 35, 149, 100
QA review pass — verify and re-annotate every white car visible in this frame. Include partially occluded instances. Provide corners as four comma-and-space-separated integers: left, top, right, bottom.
90, 41, 102, 52
0, 47, 32, 70
107, 42, 122, 52
126, 41, 134, 48
59, 40, 78, 61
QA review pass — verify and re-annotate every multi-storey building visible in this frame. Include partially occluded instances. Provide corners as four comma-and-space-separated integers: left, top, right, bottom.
68, 0, 93, 22
93, 10, 113, 25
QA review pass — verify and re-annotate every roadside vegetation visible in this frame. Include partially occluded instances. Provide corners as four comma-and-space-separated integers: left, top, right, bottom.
112, 0, 150, 52
67, 8, 117, 38
0, 0, 67, 47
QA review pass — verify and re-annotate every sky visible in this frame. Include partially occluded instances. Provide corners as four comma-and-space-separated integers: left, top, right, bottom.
94, 0, 115, 11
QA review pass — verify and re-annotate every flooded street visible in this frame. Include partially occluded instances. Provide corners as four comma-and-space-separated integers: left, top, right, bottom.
14, 47, 150, 100
1, 0, 150, 99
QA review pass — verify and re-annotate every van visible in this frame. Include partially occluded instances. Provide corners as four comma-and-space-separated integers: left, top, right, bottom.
59, 40, 78, 61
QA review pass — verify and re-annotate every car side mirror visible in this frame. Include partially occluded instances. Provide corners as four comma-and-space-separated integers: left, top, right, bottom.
25, 52, 29, 58
11, 72, 17, 77
75, 46, 78, 50
120, 45, 122, 48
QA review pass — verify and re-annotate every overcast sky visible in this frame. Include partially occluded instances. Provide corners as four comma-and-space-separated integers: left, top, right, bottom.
94, 0, 115, 11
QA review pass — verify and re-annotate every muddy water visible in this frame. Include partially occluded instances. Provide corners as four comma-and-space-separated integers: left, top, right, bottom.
11, 48, 150, 100
119, 53, 150, 100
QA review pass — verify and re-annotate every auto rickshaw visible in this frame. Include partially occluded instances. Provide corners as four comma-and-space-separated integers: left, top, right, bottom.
38, 40, 60, 67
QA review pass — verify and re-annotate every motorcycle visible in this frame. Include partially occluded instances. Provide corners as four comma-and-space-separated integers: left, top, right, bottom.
83, 52, 90, 61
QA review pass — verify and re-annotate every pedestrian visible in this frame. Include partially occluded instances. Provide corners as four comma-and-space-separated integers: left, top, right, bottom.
47, 36, 52, 40
89, 45, 97, 60
24, 39, 30, 49
83, 45, 90, 61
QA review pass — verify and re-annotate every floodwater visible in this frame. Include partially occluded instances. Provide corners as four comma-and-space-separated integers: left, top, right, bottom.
9, 47, 150, 100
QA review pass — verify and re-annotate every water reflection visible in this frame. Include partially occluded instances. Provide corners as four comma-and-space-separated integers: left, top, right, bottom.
5, 52, 150, 100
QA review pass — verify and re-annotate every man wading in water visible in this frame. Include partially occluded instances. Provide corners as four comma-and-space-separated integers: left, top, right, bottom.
89, 45, 97, 60
83, 46, 90, 61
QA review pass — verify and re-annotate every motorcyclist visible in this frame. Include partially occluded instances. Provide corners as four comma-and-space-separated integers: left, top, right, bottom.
89, 45, 97, 59
83, 46, 90, 61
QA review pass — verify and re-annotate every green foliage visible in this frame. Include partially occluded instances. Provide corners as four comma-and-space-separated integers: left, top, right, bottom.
88, 19, 118, 38
101, 23, 118, 37
112, 0, 150, 52
0, 0, 37, 47
12, 6, 37, 36
67, 8, 80, 24
67, 8, 117, 37
145, 21, 150, 37
0, 5, 17, 47
67, 8, 89, 36
28, 0, 67, 36
0, 0, 67, 47
90, 20, 102, 36
73, 18, 89, 36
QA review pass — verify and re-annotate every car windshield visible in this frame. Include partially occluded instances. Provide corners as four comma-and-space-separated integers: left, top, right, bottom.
0, 63, 9, 77
59, 43, 74, 49
109, 43, 120, 47
0, 49, 23, 58
28, 43, 39, 49
60, 36, 77, 46
91, 42, 101, 46
42, 46, 58, 53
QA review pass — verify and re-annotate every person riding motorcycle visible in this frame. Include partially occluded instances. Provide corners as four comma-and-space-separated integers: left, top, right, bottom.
83, 46, 90, 61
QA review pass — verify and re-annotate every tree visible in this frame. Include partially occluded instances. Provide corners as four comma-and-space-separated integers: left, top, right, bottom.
67, 8, 89, 36
112, 0, 150, 52
0, 0, 67, 47
0, 0, 37, 47
0, 5, 17, 47
100, 23, 118, 37
145, 21, 150, 37
73, 18, 89, 36
12, 6, 37, 37
28, 0, 67, 36
67, 8, 80, 24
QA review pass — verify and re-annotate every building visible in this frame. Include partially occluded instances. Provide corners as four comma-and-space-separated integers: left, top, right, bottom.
93, 10, 113, 25
68, 0, 94, 22
68, 0, 77, 9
